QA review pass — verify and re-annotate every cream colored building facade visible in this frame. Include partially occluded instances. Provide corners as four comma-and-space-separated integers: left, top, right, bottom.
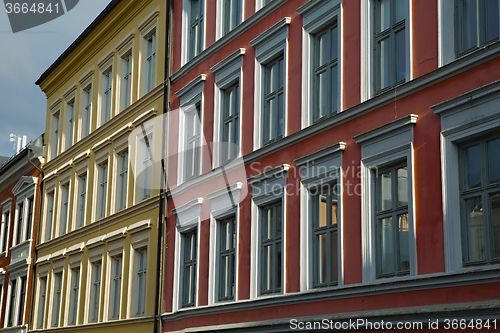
33, 0, 167, 332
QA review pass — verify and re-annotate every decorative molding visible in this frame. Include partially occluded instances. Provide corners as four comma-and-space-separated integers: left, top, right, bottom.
248, 164, 290, 185
294, 142, 346, 167
210, 48, 245, 74
250, 17, 291, 48
171, 0, 288, 82
175, 74, 207, 98
354, 114, 418, 144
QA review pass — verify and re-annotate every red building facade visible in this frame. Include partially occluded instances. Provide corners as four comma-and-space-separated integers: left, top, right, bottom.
0, 143, 43, 333
162, 0, 500, 331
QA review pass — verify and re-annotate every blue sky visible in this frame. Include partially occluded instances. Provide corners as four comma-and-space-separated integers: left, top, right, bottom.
0, 0, 111, 158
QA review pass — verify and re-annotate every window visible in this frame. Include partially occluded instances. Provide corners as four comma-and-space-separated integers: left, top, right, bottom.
90, 261, 101, 322
181, 230, 197, 308
60, 183, 69, 235
135, 249, 147, 315
7, 279, 17, 327
68, 267, 80, 325
375, 163, 410, 278
117, 152, 128, 211
110, 256, 122, 319
262, 56, 285, 145
310, 184, 339, 287
434, 82, 500, 272
45, 192, 54, 241
184, 105, 202, 181
67, 101, 75, 148
251, 18, 290, 149
145, 33, 156, 93
374, 0, 408, 93
222, 0, 242, 35
82, 86, 92, 137
141, 138, 152, 200
217, 217, 236, 301
188, 0, 204, 60
356, 114, 417, 282
15, 202, 24, 245
220, 83, 240, 164
53, 113, 59, 158
97, 162, 108, 219
1, 210, 9, 252
312, 23, 339, 122
260, 201, 283, 294
17, 276, 26, 326
26, 197, 33, 240
122, 54, 132, 110
102, 69, 113, 124
459, 136, 500, 265
37, 277, 47, 328
456, 0, 499, 57
52, 272, 62, 327
77, 174, 86, 228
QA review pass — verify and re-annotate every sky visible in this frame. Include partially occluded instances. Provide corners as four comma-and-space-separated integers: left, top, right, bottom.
0, 0, 112, 158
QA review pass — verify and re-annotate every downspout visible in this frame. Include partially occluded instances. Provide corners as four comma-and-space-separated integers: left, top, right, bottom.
26, 140, 45, 332
154, 0, 171, 331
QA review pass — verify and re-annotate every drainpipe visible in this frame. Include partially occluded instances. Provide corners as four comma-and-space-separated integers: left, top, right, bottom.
26, 137, 45, 332
154, 0, 171, 331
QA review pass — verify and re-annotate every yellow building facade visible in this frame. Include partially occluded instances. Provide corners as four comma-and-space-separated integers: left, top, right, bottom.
33, 0, 167, 332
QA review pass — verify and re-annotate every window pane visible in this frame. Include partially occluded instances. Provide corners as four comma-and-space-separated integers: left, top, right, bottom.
317, 71, 327, 119
484, 0, 499, 43
395, 29, 406, 83
465, 145, 481, 188
397, 166, 408, 206
379, 0, 391, 32
318, 32, 328, 66
331, 65, 338, 114
379, 170, 392, 211
331, 230, 339, 283
379, 217, 395, 275
331, 26, 338, 60
379, 37, 391, 90
464, 197, 485, 262
491, 194, 500, 259
488, 138, 500, 183
395, 0, 408, 23
463, 0, 478, 51
398, 213, 410, 271
316, 233, 326, 284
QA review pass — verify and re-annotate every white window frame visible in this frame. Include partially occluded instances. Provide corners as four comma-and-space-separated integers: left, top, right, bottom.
295, 142, 345, 291
42, 173, 56, 243
104, 229, 125, 321
211, 49, 244, 168
98, 53, 114, 127
116, 34, 134, 111
355, 114, 418, 282
176, 75, 206, 185
216, 0, 244, 39
139, 11, 159, 96
51, 104, 61, 161
0, 199, 12, 254
86, 235, 105, 324
172, 198, 202, 312
182, 0, 205, 65
298, 0, 342, 128
207, 183, 243, 305
49, 260, 64, 328
66, 262, 81, 326
127, 220, 151, 317
433, 80, 500, 273
11, 176, 37, 245
79, 71, 94, 139
111, 125, 133, 213
248, 164, 289, 299
93, 139, 111, 221
250, 18, 290, 150
63, 86, 76, 151
360, 0, 412, 101
73, 151, 89, 230
34, 262, 49, 329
